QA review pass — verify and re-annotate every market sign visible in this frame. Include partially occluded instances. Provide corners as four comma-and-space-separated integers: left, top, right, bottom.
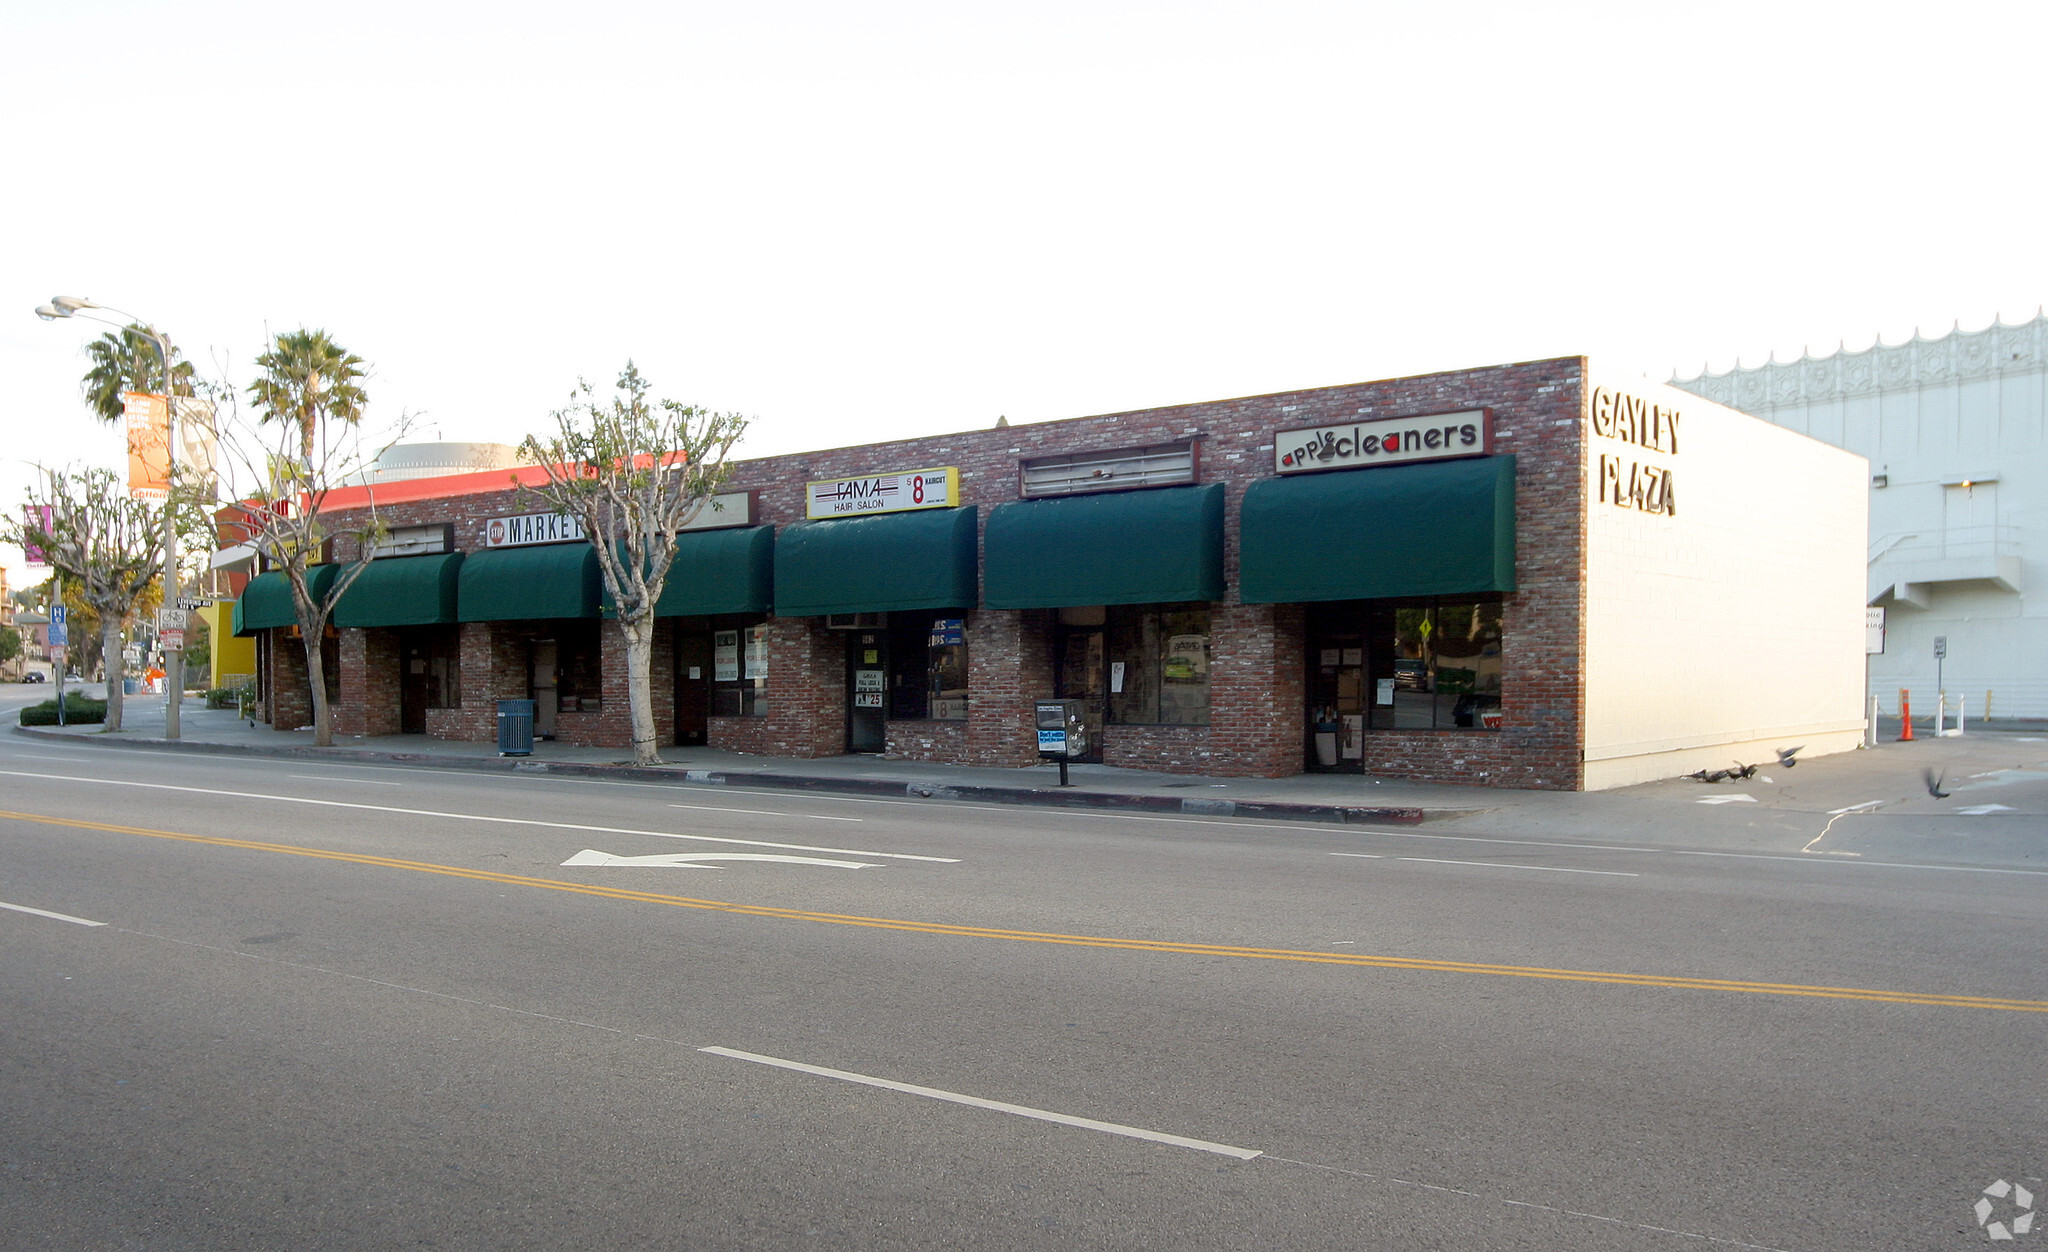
806, 467, 957, 519
484, 511, 587, 548
1274, 410, 1490, 474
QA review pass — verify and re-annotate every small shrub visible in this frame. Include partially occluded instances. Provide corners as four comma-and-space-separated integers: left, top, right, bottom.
204, 687, 241, 710
20, 694, 109, 726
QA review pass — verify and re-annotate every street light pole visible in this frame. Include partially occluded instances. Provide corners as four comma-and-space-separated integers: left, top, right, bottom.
35, 296, 186, 740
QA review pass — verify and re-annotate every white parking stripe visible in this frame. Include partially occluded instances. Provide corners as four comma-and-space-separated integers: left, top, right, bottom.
0, 900, 107, 926
669, 804, 862, 822
699, 1046, 1261, 1160
1397, 857, 1639, 878
0, 770, 957, 863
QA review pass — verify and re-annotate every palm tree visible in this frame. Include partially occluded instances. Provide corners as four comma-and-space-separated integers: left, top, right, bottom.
80, 326, 197, 425
247, 329, 369, 460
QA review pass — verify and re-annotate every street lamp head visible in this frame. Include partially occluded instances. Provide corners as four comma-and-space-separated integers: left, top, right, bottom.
51, 295, 99, 314
34, 304, 71, 321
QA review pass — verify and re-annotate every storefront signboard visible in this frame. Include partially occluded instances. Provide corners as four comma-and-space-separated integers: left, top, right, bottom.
806, 467, 958, 519
679, 491, 754, 532
1275, 410, 1490, 474
1866, 606, 1886, 655
485, 511, 588, 548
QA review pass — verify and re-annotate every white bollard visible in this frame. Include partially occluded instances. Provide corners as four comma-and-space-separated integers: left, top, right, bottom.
1956, 693, 1966, 736
1934, 691, 1946, 737
1865, 694, 1880, 748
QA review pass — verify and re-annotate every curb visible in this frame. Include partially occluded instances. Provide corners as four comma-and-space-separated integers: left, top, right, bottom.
10, 724, 1481, 828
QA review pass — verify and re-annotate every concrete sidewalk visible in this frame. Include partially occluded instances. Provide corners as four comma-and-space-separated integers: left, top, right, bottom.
12, 693, 2048, 842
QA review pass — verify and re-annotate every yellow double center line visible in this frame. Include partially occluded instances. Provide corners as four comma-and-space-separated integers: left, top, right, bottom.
11, 807, 2047, 1013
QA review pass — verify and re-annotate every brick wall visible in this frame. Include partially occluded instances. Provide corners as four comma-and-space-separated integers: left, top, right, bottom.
293, 357, 1588, 786
335, 628, 401, 737
268, 633, 313, 732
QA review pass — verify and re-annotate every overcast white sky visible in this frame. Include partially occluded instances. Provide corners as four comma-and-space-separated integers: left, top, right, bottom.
5, 0, 2045, 585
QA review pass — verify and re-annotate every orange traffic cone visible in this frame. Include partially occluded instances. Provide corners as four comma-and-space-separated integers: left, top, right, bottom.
1898, 688, 1913, 741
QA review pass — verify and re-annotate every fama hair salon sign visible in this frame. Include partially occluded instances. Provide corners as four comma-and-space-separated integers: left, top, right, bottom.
485, 511, 588, 548
1274, 409, 1491, 474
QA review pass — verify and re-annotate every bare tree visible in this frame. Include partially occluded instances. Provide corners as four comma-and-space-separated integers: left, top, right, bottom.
10, 468, 167, 732
211, 367, 411, 747
519, 362, 748, 766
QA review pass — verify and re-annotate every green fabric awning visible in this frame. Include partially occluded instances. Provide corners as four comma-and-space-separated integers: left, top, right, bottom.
598, 527, 776, 618
657, 526, 775, 616
983, 483, 1225, 609
773, 507, 977, 616
457, 544, 602, 622
332, 553, 463, 628
234, 565, 340, 637
1239, 455, 1517, 604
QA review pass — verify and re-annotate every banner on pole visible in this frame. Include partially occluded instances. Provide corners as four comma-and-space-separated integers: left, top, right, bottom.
20, 504, 53, 566
174, 396, 218, 501
123, 392, 171, 500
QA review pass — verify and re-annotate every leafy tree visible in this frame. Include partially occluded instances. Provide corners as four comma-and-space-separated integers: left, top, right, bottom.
0, 626, 22, 667
80, 325, 197, 425
9, 468, 165, 732
247, 329, 368, 460
519, 362, 748, 766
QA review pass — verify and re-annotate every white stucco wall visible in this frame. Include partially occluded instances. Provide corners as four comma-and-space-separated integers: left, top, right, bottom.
1673, 315, 2048, 718
1581, 371, 1867, 789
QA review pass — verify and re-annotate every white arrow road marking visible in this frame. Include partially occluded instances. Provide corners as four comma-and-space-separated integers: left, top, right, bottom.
1953, 804, 2017, 815
563, 849, 879, 870
1696, 795, 1757, 805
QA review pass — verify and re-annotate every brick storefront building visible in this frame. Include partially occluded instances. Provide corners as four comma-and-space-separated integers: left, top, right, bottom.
234, 356, 1870, 790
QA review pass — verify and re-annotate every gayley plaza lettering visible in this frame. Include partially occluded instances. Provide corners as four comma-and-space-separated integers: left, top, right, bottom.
1589, 387, 1677, 516
1274, 410, 1491, 473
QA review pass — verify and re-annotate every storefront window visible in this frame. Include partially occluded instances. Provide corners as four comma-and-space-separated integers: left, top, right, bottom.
886, 613, 968, 720
1365, 599, 1502, 731
556, 620, 603, 710
712, 619, 768, 716
1105, 603, 1209, 726
419, 626, 460, 708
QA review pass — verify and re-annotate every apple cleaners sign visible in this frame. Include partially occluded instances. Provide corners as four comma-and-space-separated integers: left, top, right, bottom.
1274, 409, 1491, 474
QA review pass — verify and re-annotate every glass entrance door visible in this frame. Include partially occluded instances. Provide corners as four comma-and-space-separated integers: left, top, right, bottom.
529, 639, 558, 741
1054, 626, 1105, 764
847, 630, 886, 753
673, 627, 711, 746
1305, 603, 1368, 772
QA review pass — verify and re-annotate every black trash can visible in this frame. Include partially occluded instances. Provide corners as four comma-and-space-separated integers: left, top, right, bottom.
496, 699, 536, 756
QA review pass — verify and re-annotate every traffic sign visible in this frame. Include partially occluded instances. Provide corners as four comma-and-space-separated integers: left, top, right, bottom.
177, 597, 214, 611
1865, 606, 1886, 655
1933, 635, 1948, 659
48, 605, 67, 647
158, 608, 190, 631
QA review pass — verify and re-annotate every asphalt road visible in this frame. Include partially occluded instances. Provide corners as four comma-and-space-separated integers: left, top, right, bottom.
2, 723, 2044, 1249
